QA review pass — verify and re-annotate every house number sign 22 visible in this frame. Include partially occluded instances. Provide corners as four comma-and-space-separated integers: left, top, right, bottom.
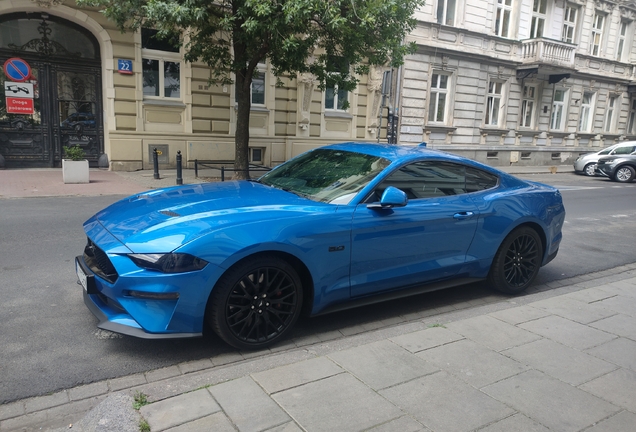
117, 59, 133, 75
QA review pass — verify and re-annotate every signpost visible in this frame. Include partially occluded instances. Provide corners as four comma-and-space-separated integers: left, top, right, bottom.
3, 58, 36, 115
3, 58, 32, 82
6, 97, 34, 114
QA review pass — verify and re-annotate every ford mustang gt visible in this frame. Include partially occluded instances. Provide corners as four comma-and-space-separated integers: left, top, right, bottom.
76, 143, 565, 349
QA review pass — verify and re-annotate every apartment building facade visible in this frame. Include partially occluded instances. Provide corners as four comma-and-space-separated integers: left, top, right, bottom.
398, 0, 636, 166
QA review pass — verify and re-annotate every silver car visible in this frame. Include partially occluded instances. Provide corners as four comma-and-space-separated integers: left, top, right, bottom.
574, 141, 636, 176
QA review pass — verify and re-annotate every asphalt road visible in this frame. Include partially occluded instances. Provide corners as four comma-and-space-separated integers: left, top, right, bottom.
1, 172, 635, 404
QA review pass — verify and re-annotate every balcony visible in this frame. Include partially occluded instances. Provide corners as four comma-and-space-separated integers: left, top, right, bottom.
520, 38, 576, 70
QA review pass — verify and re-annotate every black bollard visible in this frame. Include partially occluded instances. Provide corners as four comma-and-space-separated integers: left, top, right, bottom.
176, 150, 183, 185
221, 166, 225, 182
153, 148, 160, 179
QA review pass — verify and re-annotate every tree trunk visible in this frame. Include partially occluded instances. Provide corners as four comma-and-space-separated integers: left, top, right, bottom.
234, 71, 251, 180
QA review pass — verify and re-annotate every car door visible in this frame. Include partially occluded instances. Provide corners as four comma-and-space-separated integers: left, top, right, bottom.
350, 161, 479, 297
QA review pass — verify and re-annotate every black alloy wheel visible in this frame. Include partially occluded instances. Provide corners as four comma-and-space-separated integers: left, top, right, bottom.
488, 227, 543, 294
208, 256, 303, 350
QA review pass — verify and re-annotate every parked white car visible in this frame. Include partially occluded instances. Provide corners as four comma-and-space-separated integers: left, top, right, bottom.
574, 142, 636, 176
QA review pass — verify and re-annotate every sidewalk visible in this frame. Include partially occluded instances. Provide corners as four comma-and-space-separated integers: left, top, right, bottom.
0, 264, 635, 432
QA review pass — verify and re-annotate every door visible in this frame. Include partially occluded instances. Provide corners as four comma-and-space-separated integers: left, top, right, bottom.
350, 160, 479, 297
0, 13, 103, 167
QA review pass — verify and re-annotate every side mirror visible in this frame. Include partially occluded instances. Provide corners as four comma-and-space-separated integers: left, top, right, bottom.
367, 186, 408, 209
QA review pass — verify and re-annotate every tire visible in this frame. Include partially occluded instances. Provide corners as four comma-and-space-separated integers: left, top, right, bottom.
488, 227, 543, 294
584, 163, 597, 176
208, 256, 303, 350
613, 165, 635, 183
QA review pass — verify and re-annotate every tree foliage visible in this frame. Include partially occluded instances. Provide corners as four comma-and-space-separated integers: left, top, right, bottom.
78, 0, 424, 178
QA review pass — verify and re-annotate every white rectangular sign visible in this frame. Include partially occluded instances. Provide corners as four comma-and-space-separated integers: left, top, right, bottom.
4, 82, 34, 99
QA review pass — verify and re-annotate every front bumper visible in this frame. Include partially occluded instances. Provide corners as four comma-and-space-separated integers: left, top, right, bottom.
76, 253, 210, 339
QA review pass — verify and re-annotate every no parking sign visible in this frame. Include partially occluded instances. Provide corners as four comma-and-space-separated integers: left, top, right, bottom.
3, 58, 32, 82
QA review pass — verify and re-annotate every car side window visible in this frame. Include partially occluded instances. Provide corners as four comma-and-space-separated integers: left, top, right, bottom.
614, 146, 636, 155
375, 161, 467, 200
465, 167, 499, 192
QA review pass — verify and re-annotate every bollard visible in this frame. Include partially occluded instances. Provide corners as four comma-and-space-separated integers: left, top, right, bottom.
176, 150, 183, 185
153, 148, 160, 179
194, 159, 198, 178
221, 166, 225, 182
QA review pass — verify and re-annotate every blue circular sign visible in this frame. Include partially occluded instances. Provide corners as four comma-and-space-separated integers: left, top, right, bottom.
3, 58, 32, 82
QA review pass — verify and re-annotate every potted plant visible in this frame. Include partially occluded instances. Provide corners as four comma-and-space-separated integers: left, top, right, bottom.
62, 145, 89, 184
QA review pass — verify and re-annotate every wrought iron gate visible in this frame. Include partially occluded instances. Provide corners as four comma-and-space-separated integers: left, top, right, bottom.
0, 12, 103, 167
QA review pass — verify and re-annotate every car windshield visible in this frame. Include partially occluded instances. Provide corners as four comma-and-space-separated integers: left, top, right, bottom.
259, 148, 391, 204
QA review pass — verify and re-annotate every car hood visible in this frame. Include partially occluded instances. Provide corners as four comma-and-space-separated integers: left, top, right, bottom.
87, 181, 330, 253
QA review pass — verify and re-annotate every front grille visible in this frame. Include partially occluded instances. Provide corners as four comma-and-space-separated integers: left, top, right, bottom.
83, 238, 119, 284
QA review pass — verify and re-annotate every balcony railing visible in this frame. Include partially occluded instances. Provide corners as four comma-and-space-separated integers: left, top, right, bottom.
520, 38, 576, 69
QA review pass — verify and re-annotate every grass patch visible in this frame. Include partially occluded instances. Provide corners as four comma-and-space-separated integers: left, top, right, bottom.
132, 391, 149, 410
139, 418, 150, 432
428, 323, 446, 328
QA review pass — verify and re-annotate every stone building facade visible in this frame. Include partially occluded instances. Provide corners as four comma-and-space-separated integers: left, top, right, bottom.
398, 0, 636, 166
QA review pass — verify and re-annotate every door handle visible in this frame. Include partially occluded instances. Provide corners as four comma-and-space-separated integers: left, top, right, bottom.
453, 211, 475, 220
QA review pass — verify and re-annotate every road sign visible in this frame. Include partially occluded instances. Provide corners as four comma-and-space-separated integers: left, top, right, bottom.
4, 82, 34, 98
3, 58, 32, 82
117, 59, 133, 75
6, 97, 34, 114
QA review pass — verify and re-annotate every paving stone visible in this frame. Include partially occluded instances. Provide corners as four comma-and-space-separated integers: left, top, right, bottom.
483, 370, 619, 432
210, 376, 289, 432
145, 366, 182, 383
502, 338, 617, 386
584, 410, 636, 432
563, 287, 616, 303
252, 357, 343, 394
0, 401, 24, 421
598, 281, 636, 298
585, 337, 636, 371
380, 371, 514, 432
24, 390, 69, 413
164, 412, 235, 432
366, 415, 429, 432
595, 295, 636, 317
416, 339, 529, 388
108, 373, 147, 392
389, 326, 464, 353
264, 421, 305, 432
140, 389, 221, 432
487, 305, 550, 325
446, 315, 541, 351
68, 381, 110, 401
528, 295, 616, 324
579, 368, 636, 412
477, 413, 549, 432
178, 359, 214, 374
519, 315, 616, 350
328, 340, 438, 390
589, 313, 636, 340
274, 373, 403, 432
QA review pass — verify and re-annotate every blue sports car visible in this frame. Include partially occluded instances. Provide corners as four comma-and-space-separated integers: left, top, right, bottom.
76, 143, 565, 349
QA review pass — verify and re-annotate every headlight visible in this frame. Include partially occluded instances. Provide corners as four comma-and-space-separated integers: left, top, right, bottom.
128, 253, 208, 273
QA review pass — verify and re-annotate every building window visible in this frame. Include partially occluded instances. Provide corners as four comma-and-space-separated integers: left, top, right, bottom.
142, 29, 181, 99
616, 21, 628, 61
629, 99, 636, 135
437, 0, 456, 26
550, 88, 568, 130
520, 85, 537, 128
590, 13, 605, 56
604, 96, 617, 133
325, 56, 349, 111
251, 70, 265, 105
562, 5, 578, 43
428, 73, 450, 123
495, 0, 513, 37
485, 81, 504, 127
578, 91, 595, 133
530, 0, 547, 38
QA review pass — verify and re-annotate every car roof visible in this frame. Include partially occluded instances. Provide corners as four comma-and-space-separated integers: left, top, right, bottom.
323, 142, 470, 165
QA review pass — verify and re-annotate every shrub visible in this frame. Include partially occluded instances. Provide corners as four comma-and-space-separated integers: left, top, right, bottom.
63, 145, 85, 161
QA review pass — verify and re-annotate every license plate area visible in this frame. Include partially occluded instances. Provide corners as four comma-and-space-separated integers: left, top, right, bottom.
76, 256, 98, 294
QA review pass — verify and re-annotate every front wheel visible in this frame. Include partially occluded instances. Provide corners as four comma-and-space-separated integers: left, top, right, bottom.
488, 227, 543, 294
208, 256, 303, 350
613, 166, 635, 183
584, 163, 597, 176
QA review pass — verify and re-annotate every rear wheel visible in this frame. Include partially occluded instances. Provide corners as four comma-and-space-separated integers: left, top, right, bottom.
488, 227, 543, 294
613, 166, 635, 183
208, 256, 303, 350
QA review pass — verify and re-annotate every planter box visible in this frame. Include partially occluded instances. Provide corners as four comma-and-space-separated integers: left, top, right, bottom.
62, 159, 90, 184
